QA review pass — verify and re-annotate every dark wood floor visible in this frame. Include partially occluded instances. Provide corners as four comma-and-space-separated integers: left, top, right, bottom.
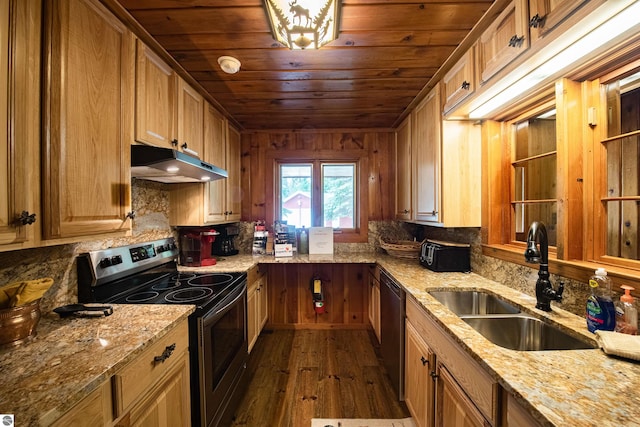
231, 328, 409, 427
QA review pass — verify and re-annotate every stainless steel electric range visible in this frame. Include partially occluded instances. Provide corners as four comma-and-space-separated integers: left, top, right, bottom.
77, 237, 247, 427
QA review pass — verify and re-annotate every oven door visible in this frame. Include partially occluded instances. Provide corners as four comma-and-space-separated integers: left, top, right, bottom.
195, 281, 248, 427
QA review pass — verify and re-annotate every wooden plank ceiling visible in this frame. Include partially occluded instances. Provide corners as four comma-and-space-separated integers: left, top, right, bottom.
113, 0, 493, 130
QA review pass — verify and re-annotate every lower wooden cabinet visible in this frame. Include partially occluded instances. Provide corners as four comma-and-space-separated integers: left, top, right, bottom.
248, 265, 268, 352
502, 390, 543, 427
53, 319, 191, 427
437, 365, 490, 427
368, 266, 381, 342
405, 297, 496, 427
51, 381, 113, 427
120, 353, 191, 427
404, 320, 435, 427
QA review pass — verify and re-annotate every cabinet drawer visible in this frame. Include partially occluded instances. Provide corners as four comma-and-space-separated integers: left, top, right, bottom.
406, 298, 498, 424
113, 320, 189, 415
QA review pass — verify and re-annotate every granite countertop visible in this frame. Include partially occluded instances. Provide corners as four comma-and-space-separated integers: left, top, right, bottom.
0, 304, 194, 426
3, 252, 638, 426
189, 252, 640, 426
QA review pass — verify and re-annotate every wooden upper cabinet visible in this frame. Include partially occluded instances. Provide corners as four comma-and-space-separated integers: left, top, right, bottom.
177, 78, 204, 158
412, 84, 440, 223
0, 0, 40, 251
529, 0, 592, 42
204, 103, 227, 223
478, 0, 529, 85
395, 115, 412, 220
42, 0, 133, 240
225, 125, 242, 222
134, 39, 176, 148
442, 45, 476, 115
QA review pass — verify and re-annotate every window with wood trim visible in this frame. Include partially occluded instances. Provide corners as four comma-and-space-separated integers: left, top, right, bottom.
274, 159, 365, 243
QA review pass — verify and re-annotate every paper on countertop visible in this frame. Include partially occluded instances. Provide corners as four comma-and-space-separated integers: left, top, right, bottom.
309, 227, 333, 254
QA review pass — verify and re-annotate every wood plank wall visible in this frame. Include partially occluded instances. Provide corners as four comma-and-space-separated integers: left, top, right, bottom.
266, 263, 371, 328
240, 131, 396, 223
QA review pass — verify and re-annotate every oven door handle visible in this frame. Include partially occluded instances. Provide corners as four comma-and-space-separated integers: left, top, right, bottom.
202, 282, 246, 327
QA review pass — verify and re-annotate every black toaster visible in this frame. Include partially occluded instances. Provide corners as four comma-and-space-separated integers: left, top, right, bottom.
419, 239, 470, 272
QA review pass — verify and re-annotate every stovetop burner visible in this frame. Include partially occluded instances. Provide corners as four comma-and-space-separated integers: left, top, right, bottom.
165, 287, 214, 303
126, 290, 160, 303
188, 273, 234, 287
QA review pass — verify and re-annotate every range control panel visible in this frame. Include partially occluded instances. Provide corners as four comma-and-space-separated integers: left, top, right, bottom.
78, 238, 179, 287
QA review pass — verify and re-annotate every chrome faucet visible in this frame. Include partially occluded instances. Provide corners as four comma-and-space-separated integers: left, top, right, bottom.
524, 221, 564, 311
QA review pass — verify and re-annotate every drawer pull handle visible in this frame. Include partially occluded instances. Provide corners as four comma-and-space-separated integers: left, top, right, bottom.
154, 343, 176, 364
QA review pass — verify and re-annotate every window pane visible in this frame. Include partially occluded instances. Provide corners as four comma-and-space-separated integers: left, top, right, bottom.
514, 202, 557, 246
280, 164, 311, 227
606, 134, 640, 198
513, 113, 556, 161
322, 164, 355, 228
606, 200, 639, 259
606, 72, 640, 138
514, 156, 557, 201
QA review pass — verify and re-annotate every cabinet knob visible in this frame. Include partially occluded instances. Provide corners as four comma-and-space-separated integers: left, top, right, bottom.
508, 35, 525, 48
125, 211, 136, 220
181, 142, 188, 150
529, 13, 546, 28
461, 81, 471, 90
16, 211, 37, 226
430, 371, 439, 381
420, 356, 428, 366
171, 139, 178, 147
403, 209, 409, 214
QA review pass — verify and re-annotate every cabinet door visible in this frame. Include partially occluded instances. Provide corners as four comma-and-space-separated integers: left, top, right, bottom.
443, 46, 475, 115
503, 391, 543, 427
177, 78, 204, 158
42, 0, 133, 240
412, 84, 440, 223
134, 39, 176, 148
405, 321, 435, 427
126, 353, 191, 427
52, 381, 112, 427
529, 0, 591, 42
225, 125, 242, 222
247, 280, 259, 353
258, 273, 268, 330
436, 365, 490, 427
395, 115, 411, 220
0, 0, 40, 250
478, 0, 529, 84
204, 103, 227, 223
368, 268, 381, 342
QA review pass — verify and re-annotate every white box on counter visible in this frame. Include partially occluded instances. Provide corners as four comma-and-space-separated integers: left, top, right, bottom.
309, 227, 333, 254
274, 243, 293, 257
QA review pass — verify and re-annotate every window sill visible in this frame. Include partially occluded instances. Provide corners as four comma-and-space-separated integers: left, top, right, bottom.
482, 244, 640, 289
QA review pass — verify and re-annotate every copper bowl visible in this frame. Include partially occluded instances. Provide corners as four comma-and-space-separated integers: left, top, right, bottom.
0, 299, 41, 347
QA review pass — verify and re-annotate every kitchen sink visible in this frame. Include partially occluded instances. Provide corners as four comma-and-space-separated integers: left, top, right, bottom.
462, 315, 598, 351
429, 290, 521, 315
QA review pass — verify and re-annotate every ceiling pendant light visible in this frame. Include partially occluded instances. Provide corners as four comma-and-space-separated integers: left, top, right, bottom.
264, 0, 341, 50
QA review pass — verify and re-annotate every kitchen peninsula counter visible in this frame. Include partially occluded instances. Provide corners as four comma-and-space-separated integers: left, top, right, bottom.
0, 304, 193, 426
186, 252, 640, 426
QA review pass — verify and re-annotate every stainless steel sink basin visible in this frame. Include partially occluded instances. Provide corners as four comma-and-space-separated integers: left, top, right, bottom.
462, 315, 598, 351
429, 290, 521, 315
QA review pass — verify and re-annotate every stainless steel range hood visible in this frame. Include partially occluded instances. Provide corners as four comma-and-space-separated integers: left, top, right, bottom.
131, 145, 228, 184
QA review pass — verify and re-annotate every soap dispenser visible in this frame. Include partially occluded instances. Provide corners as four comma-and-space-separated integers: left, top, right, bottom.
615, 285, 638, 335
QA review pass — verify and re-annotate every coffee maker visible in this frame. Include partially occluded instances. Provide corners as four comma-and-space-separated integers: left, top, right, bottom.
212, 225, 239, 256
179, 228, 219, 266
